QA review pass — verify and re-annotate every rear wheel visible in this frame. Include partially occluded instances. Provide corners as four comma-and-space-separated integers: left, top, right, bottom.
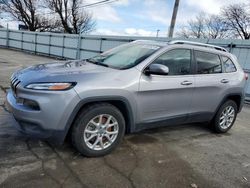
71, 103, 125, 157
212, 100, 237, 133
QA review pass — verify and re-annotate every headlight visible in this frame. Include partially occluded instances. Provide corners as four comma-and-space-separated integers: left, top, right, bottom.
25, 82, 76, 91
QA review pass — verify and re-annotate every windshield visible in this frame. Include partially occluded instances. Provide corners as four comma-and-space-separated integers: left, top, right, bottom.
86, 43, 161, 69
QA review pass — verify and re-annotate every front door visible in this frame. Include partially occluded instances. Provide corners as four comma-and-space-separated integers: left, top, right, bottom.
137, 48, 195, 125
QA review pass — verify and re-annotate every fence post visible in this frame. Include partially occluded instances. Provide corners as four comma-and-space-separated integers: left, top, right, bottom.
49, 34, 51, 56
62, 35, 65, 58
21, 32, 23, 50
229, 42, 233, 53
99, 38, 103, 53
6, 24, 9, 47
34, 33, 37, 54
76, 34, 82, 59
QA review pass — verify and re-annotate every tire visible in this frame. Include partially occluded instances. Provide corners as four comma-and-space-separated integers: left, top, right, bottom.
212, 100, 237, 133
71, 103, 125, 157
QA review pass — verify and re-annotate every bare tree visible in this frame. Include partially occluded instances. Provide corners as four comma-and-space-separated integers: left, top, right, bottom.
187, 13, 206, 38
177, 13, 229, 39
221, 4, 250, 39
0, 0, 56, 31
45, 0, 95, 34
205, 15, 230, 39
177, 13, 206, 39
70, 0, 95, 34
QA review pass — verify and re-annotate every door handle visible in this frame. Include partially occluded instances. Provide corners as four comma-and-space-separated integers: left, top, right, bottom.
221, 79, 229, 84
181, 80, 193, 85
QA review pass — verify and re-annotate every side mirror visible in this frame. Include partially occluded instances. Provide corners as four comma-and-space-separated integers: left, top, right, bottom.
145, 64, 169, 76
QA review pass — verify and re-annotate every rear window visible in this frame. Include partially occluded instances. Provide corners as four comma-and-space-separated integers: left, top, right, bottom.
195, 51, 222, 74
222, 56, 237, 73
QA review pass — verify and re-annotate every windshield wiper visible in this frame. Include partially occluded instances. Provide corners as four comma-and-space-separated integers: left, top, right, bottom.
86, 58, 98, 63
97, 62, 109, 67
86, 58, 109, 67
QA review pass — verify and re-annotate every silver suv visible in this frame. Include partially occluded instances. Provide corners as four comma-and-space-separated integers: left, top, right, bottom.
7, 40, 247, 157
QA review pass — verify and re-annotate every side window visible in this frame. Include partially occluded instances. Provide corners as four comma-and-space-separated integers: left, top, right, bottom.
222, 56, 237, 73
195, 51, 222, 74
152, 49, 191, 75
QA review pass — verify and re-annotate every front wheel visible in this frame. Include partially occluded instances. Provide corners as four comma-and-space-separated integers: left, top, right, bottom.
212, 100, 237, 133
71, 103, 125, 157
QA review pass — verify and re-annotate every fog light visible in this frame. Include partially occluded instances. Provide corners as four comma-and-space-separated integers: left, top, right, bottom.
16, 98, 24, 104
23, 99, 40, 110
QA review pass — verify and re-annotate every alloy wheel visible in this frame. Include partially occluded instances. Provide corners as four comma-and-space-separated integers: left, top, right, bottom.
83, 114, 119, 151
219, 106, 235, 129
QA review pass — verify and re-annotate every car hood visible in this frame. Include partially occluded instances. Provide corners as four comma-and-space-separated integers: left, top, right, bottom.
13, 60, 117, 86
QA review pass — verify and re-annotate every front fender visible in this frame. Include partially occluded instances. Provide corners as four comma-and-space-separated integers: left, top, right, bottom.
61, 95, 136, 143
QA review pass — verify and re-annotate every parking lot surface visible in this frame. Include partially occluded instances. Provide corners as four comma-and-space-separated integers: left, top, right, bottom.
0, 48, 250, 188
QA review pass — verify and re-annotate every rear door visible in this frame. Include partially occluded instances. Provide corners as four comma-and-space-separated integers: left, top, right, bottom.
137, 48, 195, 125
190, 50, 227, 122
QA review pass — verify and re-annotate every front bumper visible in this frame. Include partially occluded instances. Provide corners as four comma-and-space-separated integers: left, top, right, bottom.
6, 87, 81, 144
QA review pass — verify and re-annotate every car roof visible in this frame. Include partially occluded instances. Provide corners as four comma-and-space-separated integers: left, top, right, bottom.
133, 40, 229, 54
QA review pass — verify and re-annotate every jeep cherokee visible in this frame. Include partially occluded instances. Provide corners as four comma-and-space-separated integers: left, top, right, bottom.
7, 40, 247, 157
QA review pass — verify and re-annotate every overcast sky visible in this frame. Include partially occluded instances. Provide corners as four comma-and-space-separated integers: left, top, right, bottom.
1, 0, 249, 36
90, 0, 249, 36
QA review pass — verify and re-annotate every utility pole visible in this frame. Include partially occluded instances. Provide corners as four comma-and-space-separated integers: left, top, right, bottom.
156, 29, 160, 38
168, 0, 180, 38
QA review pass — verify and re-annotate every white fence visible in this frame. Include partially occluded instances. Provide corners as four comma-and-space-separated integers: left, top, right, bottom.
0, 28, 250, 98
0, 28, 156, 59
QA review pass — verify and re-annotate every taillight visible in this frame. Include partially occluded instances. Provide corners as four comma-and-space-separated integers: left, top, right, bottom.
245, 73, 249, 80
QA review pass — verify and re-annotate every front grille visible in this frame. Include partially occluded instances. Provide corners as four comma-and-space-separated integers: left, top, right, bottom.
10, 76, 21, 97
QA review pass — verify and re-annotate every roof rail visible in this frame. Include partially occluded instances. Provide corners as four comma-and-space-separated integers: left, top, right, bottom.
169, 40, 228, 52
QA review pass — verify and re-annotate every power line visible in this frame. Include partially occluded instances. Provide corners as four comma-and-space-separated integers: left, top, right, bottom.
82, 0, 118, 8
38, 0, 119, 15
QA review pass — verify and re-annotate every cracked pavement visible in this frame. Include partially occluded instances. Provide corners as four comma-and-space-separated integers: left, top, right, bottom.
0, 48, 250, 188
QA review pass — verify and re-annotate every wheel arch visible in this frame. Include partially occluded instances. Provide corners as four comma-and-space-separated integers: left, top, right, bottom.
215, 93, 243, 116
62, 96, 136, 142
